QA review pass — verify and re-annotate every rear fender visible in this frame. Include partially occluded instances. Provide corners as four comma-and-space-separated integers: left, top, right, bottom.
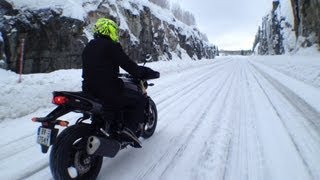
33, 106, 71, 123
54, 91, 103, 114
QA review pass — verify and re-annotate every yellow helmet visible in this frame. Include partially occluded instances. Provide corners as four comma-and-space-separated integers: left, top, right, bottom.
93, 18, 119, 42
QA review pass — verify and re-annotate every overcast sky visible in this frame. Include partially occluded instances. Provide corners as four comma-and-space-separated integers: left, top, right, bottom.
169, 0, 272, 50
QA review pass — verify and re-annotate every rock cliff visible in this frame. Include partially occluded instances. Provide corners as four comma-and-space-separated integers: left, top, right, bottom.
0, 0, 217, 73
253, 0, 320, 55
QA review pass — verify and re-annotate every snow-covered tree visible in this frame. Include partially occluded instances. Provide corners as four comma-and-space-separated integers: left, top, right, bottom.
149, 0, 170, 9
201, 32, 209, 42
171, 3, 196, 26
0, 32, 5, 68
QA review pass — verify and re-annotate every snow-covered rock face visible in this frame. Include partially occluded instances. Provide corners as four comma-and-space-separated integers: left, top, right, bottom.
253, 0, 320, 55
85, 0, 217, 61
0, 31, 6, 69
291, 0, 320, 47
0, 1, 86, 73
252, 1, 284, 55
0, 0, 216, 74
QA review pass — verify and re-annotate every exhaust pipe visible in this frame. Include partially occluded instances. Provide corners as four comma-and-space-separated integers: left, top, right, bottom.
87, 136, 121, 158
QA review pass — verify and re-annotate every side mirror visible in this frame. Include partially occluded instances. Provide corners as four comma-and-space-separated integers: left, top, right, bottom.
145, 54, 152, 62
143, 54, 152, 66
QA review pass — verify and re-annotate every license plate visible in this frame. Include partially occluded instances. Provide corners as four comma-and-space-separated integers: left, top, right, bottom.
37, 127, 52, 147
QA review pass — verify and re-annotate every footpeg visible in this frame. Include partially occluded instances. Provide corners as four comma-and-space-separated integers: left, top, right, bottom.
87, 136, 121, 158
120, 128, 142, 148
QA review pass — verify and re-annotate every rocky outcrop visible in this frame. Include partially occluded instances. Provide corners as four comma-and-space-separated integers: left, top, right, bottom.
0, 1, 86, 73
253, 0, 320, 55
86, 1, 216, 63
0, 0, 217, 74
253, 1, 285, 55
291, 0, 320, 47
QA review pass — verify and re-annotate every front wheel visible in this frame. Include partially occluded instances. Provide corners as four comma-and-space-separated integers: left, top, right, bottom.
50, 124, 103, 180
142, 98, 158, 138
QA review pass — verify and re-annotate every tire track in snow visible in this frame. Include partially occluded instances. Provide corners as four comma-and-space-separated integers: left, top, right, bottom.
250, 62, 320, 135
16, 162, 49, 180
95, 62, 234, 180
252, 60, 320, 89
133, 64, 237, 180
249, 62, 320, 179
157, 61, 241, 180
0, 134, 35, 161
155, 62, 234, 133
154, 60, 233, 108
223, 60, 267, 180
192, 61, 242, 180
151, 59, 233, 97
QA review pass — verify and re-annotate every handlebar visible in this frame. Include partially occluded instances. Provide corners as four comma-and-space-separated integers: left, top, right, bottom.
118, 72, 160, 80
118, 73, 133, 78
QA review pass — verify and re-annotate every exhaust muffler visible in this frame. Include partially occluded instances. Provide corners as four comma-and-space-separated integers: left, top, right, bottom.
87, 136, 121, 158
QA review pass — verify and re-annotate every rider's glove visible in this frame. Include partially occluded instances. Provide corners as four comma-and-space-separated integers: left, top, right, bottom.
139, 66, 160, 79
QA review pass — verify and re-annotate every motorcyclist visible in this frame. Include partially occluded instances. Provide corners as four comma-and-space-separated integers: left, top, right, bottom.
82, 18, 159, 148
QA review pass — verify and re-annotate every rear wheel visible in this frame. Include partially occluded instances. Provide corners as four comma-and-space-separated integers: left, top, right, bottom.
50, 124, 103, 180
142, 99, 158, 138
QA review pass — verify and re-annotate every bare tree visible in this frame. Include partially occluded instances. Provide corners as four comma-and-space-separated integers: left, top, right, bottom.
171, 3, 196, 26
183, 11, 196, 26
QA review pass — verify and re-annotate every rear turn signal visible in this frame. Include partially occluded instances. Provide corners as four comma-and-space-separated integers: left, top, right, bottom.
31, 117, 38, 122
58, 120, 69, 127
53, 96, 69, 105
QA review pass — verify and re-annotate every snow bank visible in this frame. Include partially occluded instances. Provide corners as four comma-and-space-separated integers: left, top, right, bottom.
0, 69, 82, 120
251, 51, 320, 88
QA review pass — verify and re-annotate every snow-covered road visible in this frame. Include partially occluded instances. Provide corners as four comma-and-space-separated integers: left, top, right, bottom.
1, 56, 320, 180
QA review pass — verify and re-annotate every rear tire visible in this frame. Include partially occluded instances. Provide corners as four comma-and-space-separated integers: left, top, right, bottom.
50, 124, 103, 180
142, 99, 158, 139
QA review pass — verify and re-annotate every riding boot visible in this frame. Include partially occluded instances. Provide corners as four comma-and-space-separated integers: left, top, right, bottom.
119, 127, 142, 148
135, 123, 144, 137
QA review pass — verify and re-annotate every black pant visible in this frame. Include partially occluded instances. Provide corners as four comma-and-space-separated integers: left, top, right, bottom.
103, 89, 147, 132
121, 89, 147, 131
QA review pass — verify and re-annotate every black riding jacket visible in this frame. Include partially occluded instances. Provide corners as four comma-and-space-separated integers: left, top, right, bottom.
82, 36, 146, 101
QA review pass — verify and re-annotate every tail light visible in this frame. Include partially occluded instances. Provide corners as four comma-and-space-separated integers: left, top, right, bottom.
52, 96, 69, 105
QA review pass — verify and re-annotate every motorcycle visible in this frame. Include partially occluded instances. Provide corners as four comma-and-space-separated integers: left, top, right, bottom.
32, 59, 159, 179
